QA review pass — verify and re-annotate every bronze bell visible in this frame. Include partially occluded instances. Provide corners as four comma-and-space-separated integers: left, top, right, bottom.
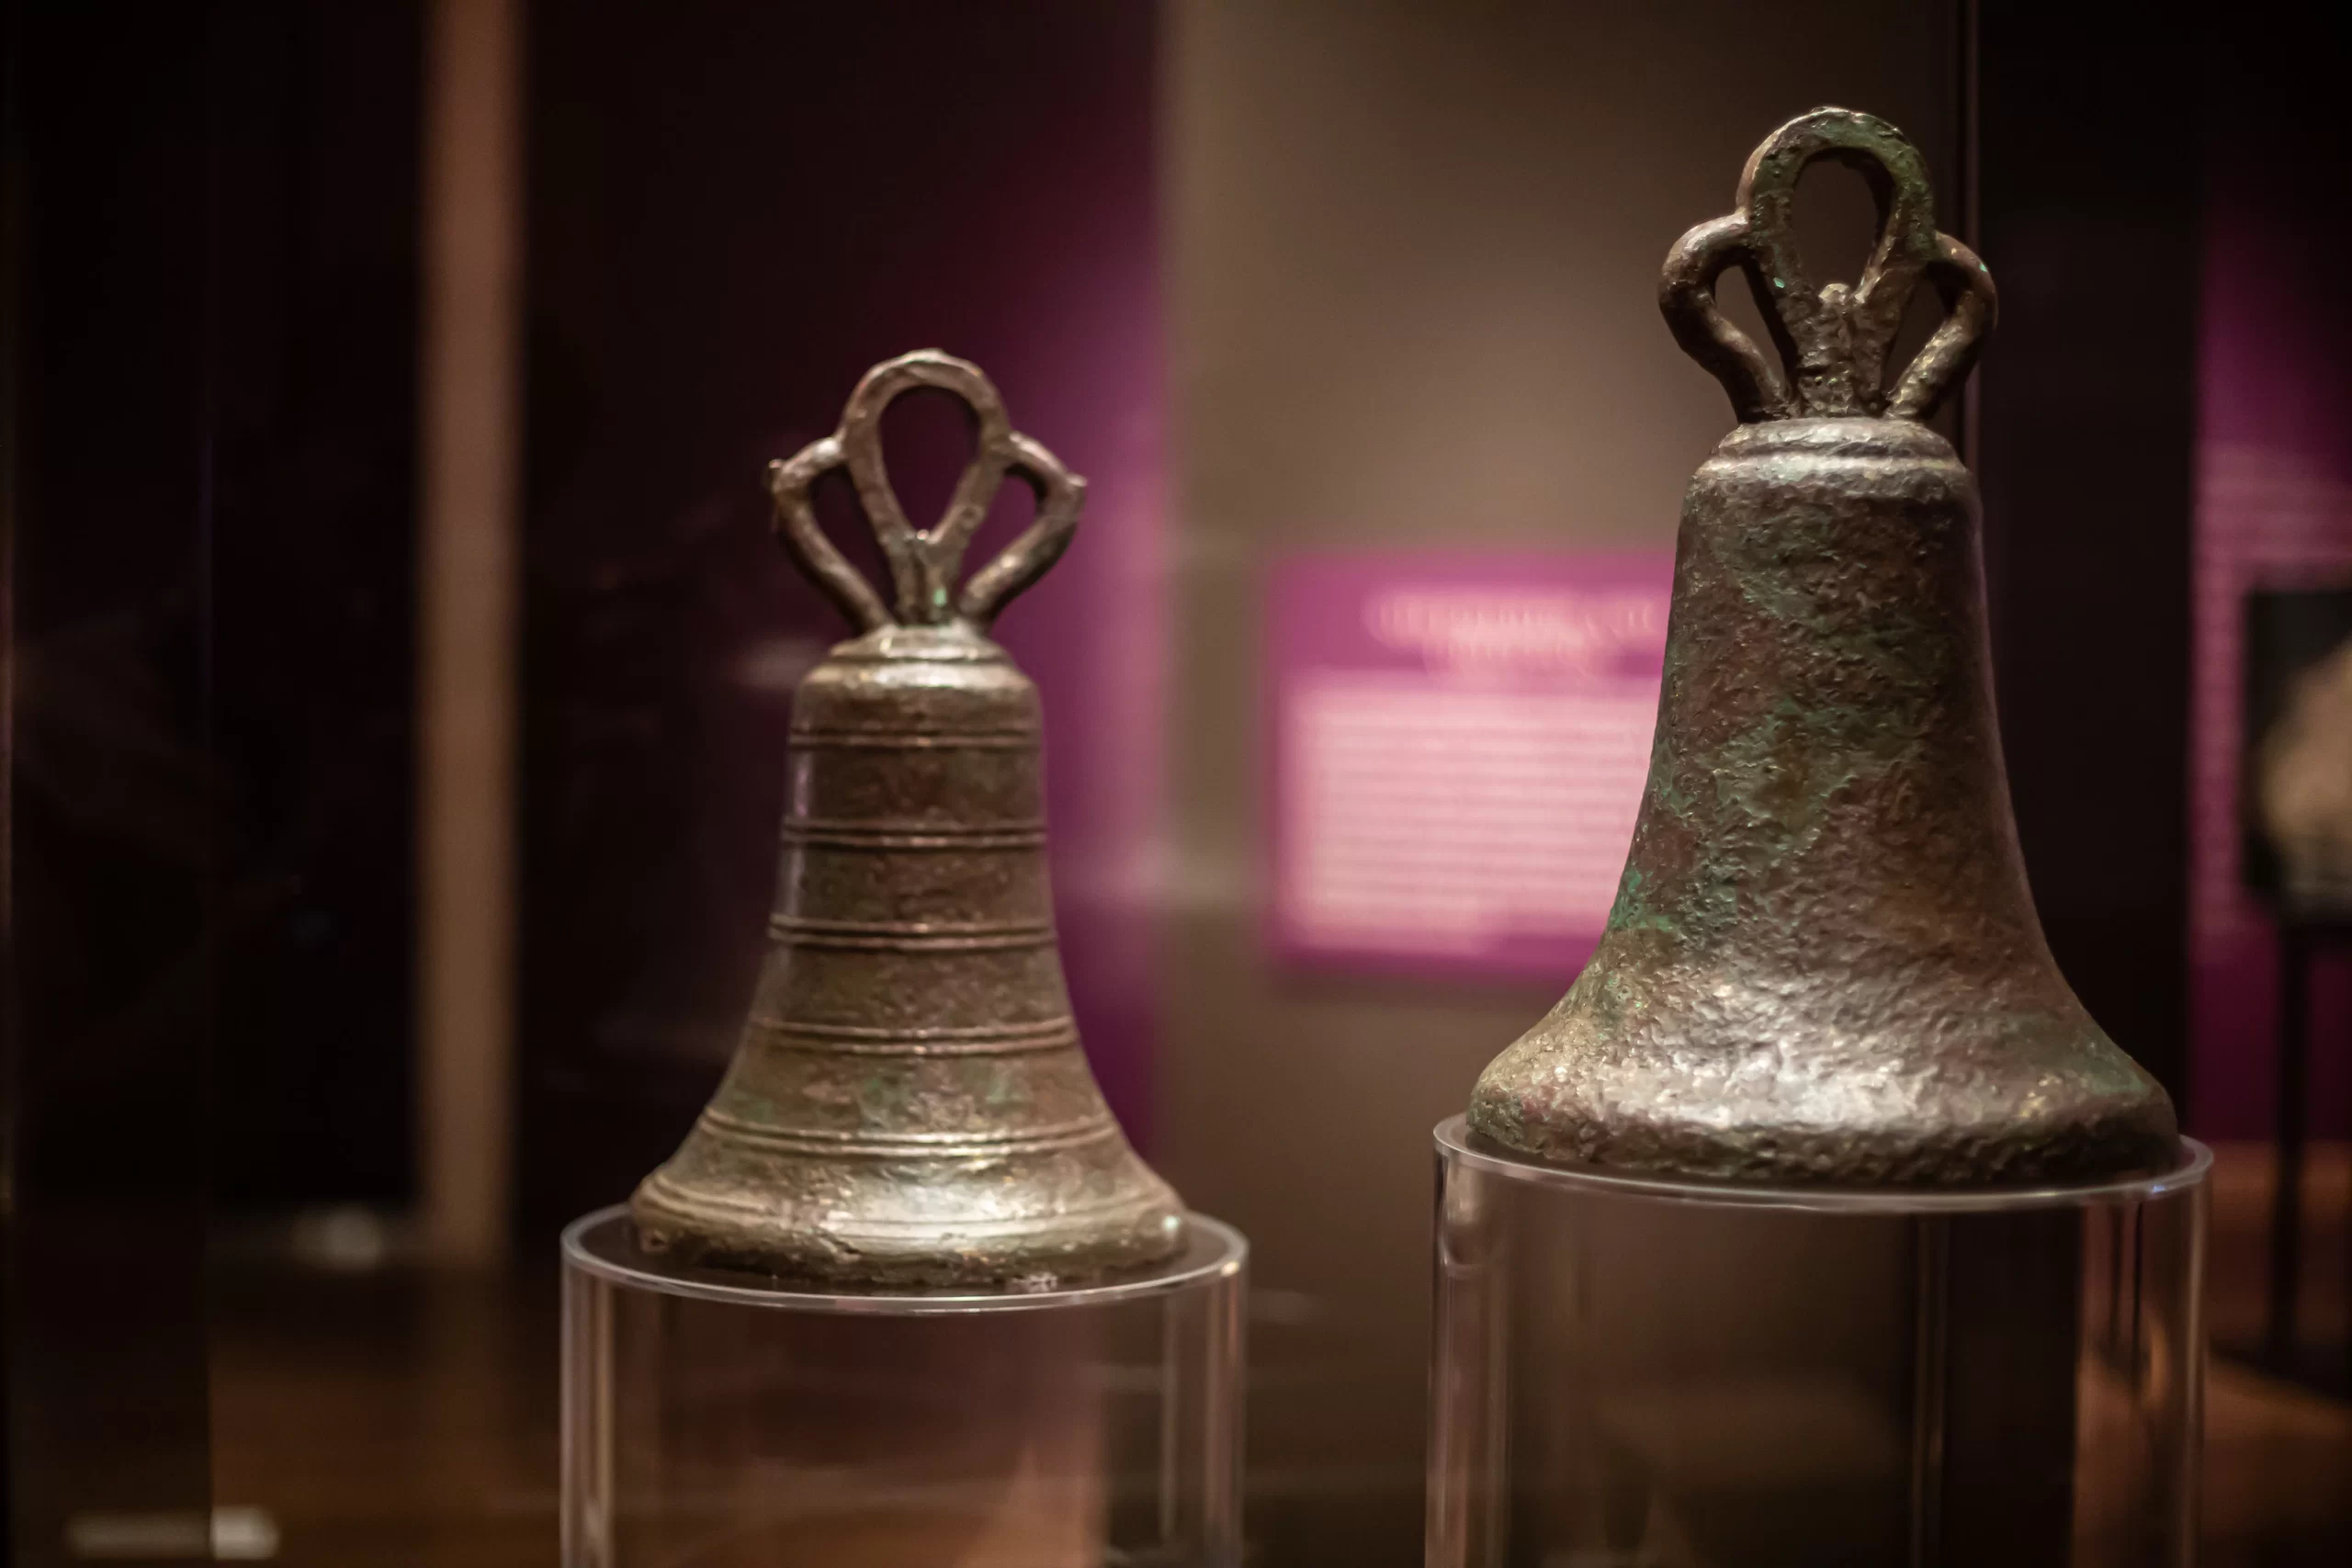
632, 350, 1183, 1284
1470, 107, 2179, 1186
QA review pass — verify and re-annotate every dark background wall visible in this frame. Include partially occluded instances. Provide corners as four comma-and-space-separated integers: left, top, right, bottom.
6, 1, 220, 1558
6, 2, 422, 1555
205, 0, 423, 1214
2187, 12, 2352, 1143
1976, 0, 2198, 1113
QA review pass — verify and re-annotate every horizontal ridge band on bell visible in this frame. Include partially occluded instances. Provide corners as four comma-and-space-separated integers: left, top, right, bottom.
788, 727, 1039, 750
695, 1107, 1121, 1156
779, 818, 1046, 850
764, 913, 1056, 951
633, 1178, 1182, 1237
746, 1015, 1079, 1056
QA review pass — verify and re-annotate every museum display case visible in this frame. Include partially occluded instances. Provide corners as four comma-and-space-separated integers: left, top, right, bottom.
562, 1207, 1244, 1567
1426, 1118, 2209, 1566
7, 7, 2348, 1568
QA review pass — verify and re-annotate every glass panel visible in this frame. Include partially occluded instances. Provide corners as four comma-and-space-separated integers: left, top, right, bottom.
1429, 1118, 2208, 1568
561, 1211, 1245, 1568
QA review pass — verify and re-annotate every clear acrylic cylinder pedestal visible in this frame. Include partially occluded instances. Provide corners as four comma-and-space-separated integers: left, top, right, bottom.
1427, 1116, 2210, 1568
562, 1208, 1245, 1567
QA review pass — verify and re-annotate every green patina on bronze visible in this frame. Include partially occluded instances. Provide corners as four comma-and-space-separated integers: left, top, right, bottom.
631, 351, 1182, 1284
1468, 107, 2178, 1186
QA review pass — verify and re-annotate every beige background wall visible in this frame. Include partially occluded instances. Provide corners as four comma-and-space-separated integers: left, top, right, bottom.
1159, 3, 1962, 1559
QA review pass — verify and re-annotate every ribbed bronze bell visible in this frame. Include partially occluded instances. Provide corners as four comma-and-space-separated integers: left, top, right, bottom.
632, 350, 1183, 1284
1470, 107, 2179, 1186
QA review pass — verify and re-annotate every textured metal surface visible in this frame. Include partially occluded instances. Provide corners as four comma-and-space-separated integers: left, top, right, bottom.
632, 350, 1182, 1284
1469, 108, 2179, 1186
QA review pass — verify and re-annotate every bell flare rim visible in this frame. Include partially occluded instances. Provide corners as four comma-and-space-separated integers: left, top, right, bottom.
626, 1169, 1187, 1289
1441, 1111, 2201, 1206
571, 1204, 1238, 1311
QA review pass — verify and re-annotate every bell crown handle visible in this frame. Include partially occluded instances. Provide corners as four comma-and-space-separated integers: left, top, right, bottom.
765, 350, 1085, 634
1660, 107, 1997, 423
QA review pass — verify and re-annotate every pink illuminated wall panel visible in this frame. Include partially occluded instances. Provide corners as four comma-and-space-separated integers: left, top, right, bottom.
1270, 552, 1673, 982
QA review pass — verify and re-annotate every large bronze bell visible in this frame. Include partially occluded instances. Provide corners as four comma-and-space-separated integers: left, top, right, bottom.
1470, 108, 2179, 1186
633, 350, 1182, 1284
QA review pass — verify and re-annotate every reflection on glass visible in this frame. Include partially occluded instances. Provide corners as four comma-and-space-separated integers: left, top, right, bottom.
562, 1211, 1245, 1567
1428, 1118, 2207, 1567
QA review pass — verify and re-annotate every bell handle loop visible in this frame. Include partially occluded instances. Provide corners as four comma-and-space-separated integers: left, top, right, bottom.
958, 433, 1084, 630
1738, 110, 1939, 411
764, 350, 1085, 633
838, 351, 1015, 624
767, 439, 894, 634
1664, 107, 1995, 423
1887, 234, 1998, 420
1660, 214, 1797, 423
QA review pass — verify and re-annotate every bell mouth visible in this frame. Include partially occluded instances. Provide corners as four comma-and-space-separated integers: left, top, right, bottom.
569, 1206, 1244, 1312
628, 1168, 1186, 1291
1440, 1115, 2209, 1209
1462, 1067, 2184, 1193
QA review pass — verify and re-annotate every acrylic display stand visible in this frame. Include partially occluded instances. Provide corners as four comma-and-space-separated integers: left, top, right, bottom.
562, 1208, 1245, 1568
1426, 1116, 2209, 1568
